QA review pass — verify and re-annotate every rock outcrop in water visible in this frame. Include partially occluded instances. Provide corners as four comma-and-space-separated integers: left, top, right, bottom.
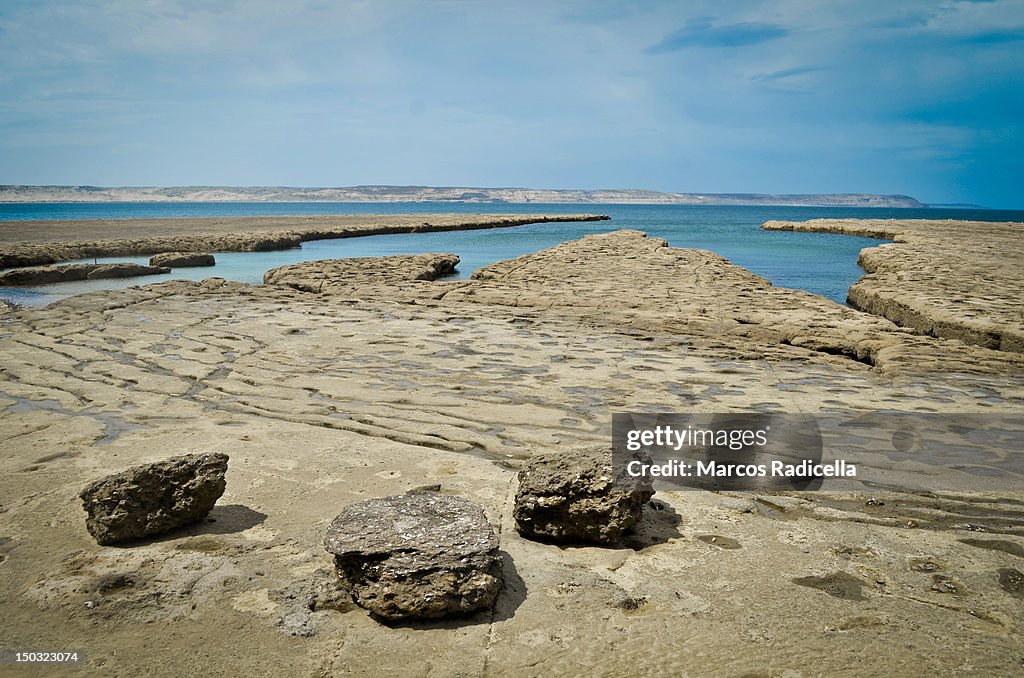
0, 262, 170, 285
762, 219, 1024, 352
514, 446, 654, 545
79, 453, 229, 545
0, 214, 608, 268
323, 494, 503, 621
264, 253, 459, 293
149, 252, 216, 267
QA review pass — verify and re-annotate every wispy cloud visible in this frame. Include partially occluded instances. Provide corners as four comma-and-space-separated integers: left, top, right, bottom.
645, 17, 788, 53
750, 66, 822, 84
0, 1, 1022, 206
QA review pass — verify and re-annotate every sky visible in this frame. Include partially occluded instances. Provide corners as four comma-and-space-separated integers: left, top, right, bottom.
0, 0, 1022, 207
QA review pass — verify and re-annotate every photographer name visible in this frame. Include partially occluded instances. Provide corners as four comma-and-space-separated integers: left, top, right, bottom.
626, 459, 857, 478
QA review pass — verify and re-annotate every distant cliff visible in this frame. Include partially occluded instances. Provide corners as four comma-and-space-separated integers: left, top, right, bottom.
0, 184, 926, 207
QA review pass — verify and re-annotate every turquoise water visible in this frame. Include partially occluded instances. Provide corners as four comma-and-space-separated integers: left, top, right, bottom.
2, 202, 1021, 307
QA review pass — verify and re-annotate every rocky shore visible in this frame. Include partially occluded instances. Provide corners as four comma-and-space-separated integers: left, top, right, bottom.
0, 262, 170, 285
0, 213, 609, 268
763, 219, 1024, 352
0, 218, 1022, 676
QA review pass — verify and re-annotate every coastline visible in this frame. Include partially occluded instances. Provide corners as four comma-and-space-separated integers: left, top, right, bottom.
1, 217, 1022, 675
0, 213, 609, 268
763, 219, 1024, 352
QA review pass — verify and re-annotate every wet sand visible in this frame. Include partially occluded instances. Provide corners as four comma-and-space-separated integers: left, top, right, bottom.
0, 218, 1022, 676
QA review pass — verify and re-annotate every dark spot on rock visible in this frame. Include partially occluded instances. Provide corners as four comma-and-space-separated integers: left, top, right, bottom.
94, 573, 139, 594
930, 574, 964, 595
959, 539, 1024, 558
793, 572, 866, 601
909, 558, 943, 573
405, 484, 442, 495
612, 595, 646, 612
997, 568, 1024, 598
697, 535, 741, 549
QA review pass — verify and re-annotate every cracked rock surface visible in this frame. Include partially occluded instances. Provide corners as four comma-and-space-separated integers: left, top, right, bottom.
764, 218, 1024, 352
324, 494, 502, 621
264, 253, 460, 293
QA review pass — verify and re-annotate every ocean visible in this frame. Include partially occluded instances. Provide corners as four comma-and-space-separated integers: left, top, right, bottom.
2, 202, 1022, 307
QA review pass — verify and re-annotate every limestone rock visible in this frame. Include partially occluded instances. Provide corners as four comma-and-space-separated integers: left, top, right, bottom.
0, 214, 607, 268
514, 446, 654, 545
763, 219, 1024, 353
149, 252, 216, 267
264, 253, 460, 294
0, 262, 169, 286
79, 453, 228, 545
323, 494, 502, 621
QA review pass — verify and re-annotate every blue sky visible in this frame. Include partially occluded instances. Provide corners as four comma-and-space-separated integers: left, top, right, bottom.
0, 0, 1022, 207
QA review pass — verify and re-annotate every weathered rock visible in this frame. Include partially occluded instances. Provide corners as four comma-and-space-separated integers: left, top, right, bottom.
79, 453, 228, 545
0, 262, 170, 286
0, 214, 608, 268
763, 219, 1024, 353
149, 252, 216, 267
264, 253, 460, 294
86, 263, 172, 280
323, 494, 503, 621
514, 446, 654, 545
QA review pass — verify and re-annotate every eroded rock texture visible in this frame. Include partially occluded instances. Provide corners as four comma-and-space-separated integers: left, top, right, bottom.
763, 219, 1024, 352
149, 252, 216, 268
79, 453, 228, 545
264, 253, 459, 294
514, 446, 654, 544
0, 214, 607, 268
0, 262, 169, 285
324, 494, 502, 621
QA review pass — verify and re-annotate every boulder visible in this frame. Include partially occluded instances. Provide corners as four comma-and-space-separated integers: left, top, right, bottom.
514, 446, 654, 545
79, 453, 229, 545
149, 252, 216, 268
323, 494, 503, 621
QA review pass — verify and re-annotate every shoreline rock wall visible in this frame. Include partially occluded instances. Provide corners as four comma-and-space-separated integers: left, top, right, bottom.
0, 262, 170, 285
762, 219, 1024, 352
0, 213, 609, 269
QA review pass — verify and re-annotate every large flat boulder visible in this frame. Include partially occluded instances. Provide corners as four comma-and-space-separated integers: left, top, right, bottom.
79, 453, 229, 545
514, 446, 655, 545
149, 252, 216, 267
264, 253, 459, 294
323, 494, 502, 621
